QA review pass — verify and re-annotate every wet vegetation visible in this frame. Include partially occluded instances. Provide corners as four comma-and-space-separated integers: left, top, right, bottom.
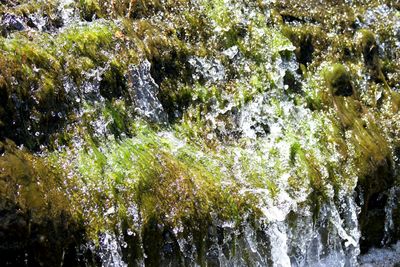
1, 0, 400, 265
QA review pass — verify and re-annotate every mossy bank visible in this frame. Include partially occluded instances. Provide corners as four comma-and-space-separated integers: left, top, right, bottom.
1, 0, 400, 266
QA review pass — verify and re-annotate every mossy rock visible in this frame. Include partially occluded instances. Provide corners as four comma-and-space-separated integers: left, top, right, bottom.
0, 140, 87, 266
77, 0, 188, 20
0, 22, 120, 150
1, 0, 400, 262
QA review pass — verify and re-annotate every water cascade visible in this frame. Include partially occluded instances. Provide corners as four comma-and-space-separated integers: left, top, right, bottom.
1, 0, 400, 266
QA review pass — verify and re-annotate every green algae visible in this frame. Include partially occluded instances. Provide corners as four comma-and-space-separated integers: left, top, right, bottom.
0, 139, 72, 221
0, 0, 400, 262
0, 139, 91, 265
55, 123, 260, 242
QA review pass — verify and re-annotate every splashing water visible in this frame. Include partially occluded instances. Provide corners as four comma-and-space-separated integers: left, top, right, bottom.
1, 0, 400, 266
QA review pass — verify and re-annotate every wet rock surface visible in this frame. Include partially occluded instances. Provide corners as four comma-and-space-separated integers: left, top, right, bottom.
0, 0, 399, 266
127, 60, 168, 124
1, 13, 24, 35
0, 202, 85, 266
356, 159, 395, 253
360, 241, 400, 267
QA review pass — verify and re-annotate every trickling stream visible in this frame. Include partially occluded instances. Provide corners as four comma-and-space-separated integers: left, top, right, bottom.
0, 0, 400, 266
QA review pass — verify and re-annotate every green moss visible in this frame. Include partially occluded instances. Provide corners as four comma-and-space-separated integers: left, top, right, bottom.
323, 63, 354, 97
76, 0, 189, 20
0, 140, 72, 219
0, 138, 88, 265
57, 22, 115, 63
358, 29, 384, 81
0, 1, 60, 20
77, 0, 102, 20
0, 21, 122, 149
359, 30, 378, 65
55, 124, 260, 240
0, 33, 66, 149
103, 100, 130, 137
281, 26, 319, 68
289, 142, 301, 164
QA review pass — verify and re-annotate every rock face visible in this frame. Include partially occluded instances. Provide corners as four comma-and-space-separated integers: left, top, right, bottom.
1, 13, 24, 36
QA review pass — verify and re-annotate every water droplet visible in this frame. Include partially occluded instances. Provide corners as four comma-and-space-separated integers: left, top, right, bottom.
127, 229, 134, 236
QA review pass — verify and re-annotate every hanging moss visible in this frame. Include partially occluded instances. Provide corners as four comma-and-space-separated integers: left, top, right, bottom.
281, 26, 316, 68
358, 29, 383, 82
0, 0, 400, 263
324, 64, 354, 97
0, 21, 123, 150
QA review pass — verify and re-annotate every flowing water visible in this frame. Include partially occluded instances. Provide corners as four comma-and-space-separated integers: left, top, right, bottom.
0, 0, 400, 266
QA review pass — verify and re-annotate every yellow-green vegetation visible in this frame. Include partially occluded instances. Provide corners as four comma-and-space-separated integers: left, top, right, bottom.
0, 139, 70, 219
56, 123, 260, 240
0, 139, 89, 266
1, 0, 400, 263
0, 0, 60, 18
0, 21, 118, 149
77, 0, 185, 20
324, 63, 354, 97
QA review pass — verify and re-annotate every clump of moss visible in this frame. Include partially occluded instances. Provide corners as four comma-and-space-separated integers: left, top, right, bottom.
281, 26, 317, 68
0, 32, 66, 149
0, 21, 121, 150
77, 0, 102, 21
76, 0, 187, 20
0, 140, 69, 217
358, 29, 383, 82
324, 64, 354, 97
0, 139, 86, 266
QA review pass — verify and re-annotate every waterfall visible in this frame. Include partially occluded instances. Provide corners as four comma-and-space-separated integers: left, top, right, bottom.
1, 0, 400, 266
